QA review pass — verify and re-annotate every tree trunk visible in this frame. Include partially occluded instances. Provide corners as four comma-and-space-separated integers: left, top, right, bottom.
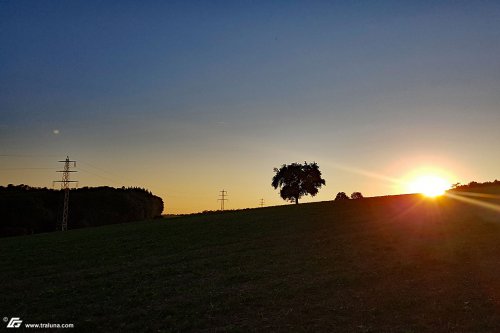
295, 197, 299, 204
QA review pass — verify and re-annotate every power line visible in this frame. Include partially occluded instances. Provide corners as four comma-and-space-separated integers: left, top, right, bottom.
78, 160, 126, 180
78, 166, 122, 186
77, 160, 142, 187
218, 189, 228, 211
53, 156, 77, 231
0, 168, 55, 170
0, 154, 59, 157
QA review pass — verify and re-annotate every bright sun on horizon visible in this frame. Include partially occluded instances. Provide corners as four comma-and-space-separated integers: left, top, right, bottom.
407, 175, 452, 197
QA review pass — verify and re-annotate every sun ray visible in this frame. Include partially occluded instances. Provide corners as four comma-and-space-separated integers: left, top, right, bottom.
323, 161, 405, 185
445, 192, 500, 213
448, 192, 500, 200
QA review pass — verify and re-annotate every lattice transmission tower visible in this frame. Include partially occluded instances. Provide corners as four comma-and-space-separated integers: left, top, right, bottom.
53, 156, 78, 231
218, 189, 228, 211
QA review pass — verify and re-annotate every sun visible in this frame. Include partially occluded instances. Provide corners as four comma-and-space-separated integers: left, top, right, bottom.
407, 175, 451, 197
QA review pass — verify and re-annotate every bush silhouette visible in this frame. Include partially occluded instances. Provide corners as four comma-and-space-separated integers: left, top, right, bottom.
335, 192, 349, 201
350, 192, 364, 200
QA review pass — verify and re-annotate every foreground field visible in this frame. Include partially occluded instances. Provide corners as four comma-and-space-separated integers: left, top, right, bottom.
1, 194, 499, 332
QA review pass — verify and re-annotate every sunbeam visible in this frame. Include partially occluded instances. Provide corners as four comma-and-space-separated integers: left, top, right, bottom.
323, 161, 404, 185
448, 192, 500, 200
445, 192, 500, 214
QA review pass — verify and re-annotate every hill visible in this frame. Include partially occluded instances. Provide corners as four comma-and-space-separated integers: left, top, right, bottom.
1, 193, 499, 332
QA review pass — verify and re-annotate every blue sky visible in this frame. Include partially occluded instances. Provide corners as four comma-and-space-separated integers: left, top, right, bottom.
1, 1, 500, 213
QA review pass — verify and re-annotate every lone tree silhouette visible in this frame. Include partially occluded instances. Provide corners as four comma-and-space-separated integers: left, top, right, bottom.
272, 162, 326, 204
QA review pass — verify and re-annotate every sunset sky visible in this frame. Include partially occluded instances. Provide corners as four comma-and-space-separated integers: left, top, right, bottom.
1, 1, 499, 213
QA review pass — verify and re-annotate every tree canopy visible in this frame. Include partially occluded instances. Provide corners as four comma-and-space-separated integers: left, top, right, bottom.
350, 192, 364, 200
0, 185, 163, 237
335, 192, 350, 201
272, 162, 326, 204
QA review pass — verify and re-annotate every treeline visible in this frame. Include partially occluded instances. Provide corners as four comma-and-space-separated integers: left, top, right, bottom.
0, 185, 164, 237
450, 180, 500, 191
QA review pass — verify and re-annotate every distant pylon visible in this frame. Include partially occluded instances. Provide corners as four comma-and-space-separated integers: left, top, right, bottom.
53, 156, 78, 231
218, 189, 228, 211
259, 198, 265, 208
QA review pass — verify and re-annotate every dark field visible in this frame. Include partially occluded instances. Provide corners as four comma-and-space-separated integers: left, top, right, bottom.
1, 193, 499, 332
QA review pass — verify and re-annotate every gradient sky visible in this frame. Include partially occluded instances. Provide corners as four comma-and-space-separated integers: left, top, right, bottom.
1, 1, 499, 213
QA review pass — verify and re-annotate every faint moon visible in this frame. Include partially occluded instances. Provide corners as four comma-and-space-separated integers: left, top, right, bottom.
53, 129, 60, 135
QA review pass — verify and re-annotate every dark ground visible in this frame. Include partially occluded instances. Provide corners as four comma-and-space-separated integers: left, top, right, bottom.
1, 192, 499, 332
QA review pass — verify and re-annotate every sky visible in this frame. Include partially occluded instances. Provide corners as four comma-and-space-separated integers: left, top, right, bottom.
1, 1, 499, 213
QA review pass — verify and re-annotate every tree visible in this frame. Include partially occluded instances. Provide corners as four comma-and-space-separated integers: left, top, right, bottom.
272, 162, 326, 204
335, 192, 349, 201
350, 192, 364, 200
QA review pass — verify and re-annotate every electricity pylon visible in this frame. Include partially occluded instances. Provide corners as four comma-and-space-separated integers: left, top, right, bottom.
53, 156, 77, 231
218, 189, 228, 211
259, 198, 265, 208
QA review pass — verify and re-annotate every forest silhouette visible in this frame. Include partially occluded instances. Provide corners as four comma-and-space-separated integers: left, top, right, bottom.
0, 185, 163, 237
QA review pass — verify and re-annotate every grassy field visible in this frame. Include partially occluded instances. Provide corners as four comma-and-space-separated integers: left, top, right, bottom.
1, 193, 499, 332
